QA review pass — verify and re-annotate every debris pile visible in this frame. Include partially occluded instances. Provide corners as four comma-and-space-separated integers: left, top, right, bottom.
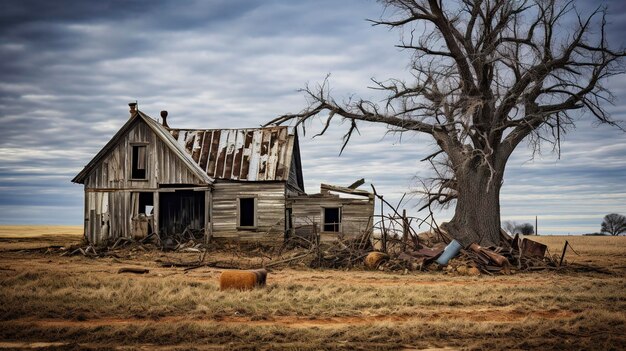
365, 228, 575, 275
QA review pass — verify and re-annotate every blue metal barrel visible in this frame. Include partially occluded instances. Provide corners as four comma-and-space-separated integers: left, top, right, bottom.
436, 239, 463, 265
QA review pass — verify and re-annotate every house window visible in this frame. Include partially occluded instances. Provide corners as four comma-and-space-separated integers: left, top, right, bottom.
132, 145, 147, 179
238, 197, 256, 228
323, 207, 341, 232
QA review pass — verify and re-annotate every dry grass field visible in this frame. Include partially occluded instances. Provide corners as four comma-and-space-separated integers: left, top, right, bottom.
0, 226, 624, 350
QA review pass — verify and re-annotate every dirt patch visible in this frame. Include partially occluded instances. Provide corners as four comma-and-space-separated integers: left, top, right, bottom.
7, 308, 576, 330
0, 342, 69, 349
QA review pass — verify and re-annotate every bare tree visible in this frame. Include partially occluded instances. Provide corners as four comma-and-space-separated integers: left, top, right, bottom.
517, 223, 535, 235
601, 213, 626, 236
267, 0, 625, 246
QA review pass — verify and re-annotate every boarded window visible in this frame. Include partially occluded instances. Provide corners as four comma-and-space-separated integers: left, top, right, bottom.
323, 207, 341, 232
132, 145, 147, 179
238, 197, 256, 227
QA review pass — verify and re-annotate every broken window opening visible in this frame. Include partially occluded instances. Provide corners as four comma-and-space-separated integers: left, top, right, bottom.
131, 192, 154, 240
138, 192, 154, 215
238, 197, 256, 228
132, 145, 147, 179
323, 207, 341, 232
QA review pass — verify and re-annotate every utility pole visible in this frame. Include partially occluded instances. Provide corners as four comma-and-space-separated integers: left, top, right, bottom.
535, 216, 538, 236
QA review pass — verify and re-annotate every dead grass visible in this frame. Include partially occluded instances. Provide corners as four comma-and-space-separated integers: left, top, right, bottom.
0, 225, 82, 237
0, 229, 624, 350
526, 235, 626, 267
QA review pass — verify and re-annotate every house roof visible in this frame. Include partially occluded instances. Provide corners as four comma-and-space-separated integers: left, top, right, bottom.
72, 111, 214, 185
169, 126, 300, 182
72, 110, 304, 187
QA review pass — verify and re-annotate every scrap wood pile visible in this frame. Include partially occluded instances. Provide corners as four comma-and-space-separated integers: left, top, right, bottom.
309, 235, 373, 268
56, 234, 161, 258
255, 229, 374, 269
56, 227, 207, 258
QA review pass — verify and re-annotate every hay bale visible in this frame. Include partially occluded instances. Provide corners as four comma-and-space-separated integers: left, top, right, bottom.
219, 269, 267, 291
364, 252, 389, 269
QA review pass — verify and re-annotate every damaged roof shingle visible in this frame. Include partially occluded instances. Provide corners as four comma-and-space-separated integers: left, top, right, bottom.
169, 126, 296, 182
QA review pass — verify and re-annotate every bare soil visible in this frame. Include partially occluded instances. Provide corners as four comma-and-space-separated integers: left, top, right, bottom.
0, 226, 624, 350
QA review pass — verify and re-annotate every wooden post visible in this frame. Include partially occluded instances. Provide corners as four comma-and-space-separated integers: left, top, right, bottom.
535, 216, 538, 236
380, 195, 387, 253
559, 240, 569, 267
205, 190, 211, 244
153, 191, 159, 239
402, 209, 408, 251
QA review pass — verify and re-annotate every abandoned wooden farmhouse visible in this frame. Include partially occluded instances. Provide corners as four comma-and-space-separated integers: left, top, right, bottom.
72, 103, 374, 245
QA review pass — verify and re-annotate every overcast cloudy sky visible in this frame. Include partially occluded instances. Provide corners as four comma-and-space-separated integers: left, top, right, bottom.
1, 0, 625, 234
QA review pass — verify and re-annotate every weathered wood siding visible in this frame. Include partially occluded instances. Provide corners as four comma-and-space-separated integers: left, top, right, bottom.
287, 195, 374, 241
84, 190, 138, 244
211, 180, 286, 240
84, 119, 205, 190
84, 191, 110, 244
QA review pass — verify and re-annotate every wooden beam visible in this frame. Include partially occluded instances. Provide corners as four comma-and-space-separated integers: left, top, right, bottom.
348, 178, 365, 189
320, 183, 372, 197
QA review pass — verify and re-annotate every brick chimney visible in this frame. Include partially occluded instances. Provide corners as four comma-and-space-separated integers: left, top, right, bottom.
128, 102, 137, 117
160, 110, 169, 128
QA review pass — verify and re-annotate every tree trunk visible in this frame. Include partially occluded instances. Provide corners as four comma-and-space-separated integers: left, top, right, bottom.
443, 164, 503, 247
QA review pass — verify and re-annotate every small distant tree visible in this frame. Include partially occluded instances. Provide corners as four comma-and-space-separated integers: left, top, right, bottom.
497, 220, 534, 235
517, 223, 535, 235
601, 213, 626, 236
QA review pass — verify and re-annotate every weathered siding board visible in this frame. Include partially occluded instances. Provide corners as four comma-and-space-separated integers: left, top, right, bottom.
84, 119, 204, 190
85, 191, 113, 244
211, 181, 286, 239
288, 195, 374, 240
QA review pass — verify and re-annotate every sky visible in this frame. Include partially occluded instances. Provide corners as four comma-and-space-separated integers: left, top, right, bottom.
0, 0, 625, 234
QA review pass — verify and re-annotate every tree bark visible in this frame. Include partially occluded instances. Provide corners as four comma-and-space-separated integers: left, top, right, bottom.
444, 163, 503, 247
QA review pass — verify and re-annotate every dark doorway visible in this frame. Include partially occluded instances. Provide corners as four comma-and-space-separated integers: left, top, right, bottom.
323, 207, 341, 232
159, 190, 205, 236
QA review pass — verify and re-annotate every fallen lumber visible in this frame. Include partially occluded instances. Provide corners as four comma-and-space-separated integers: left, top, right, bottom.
117, 267, 149, 274
156, 260, 239, 270
264, 252, 312, 268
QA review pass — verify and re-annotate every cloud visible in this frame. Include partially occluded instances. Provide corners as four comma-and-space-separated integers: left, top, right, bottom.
0, 0, 624, 234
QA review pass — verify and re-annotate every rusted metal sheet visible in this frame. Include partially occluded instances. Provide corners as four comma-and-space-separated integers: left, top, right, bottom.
468, 243, 509, 266
170, 127, 296, 182
521, 238, 547, 258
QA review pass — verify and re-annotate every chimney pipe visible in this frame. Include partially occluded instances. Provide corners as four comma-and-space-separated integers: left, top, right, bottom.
128, 102, 137, 117
160, 110, 169, 128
